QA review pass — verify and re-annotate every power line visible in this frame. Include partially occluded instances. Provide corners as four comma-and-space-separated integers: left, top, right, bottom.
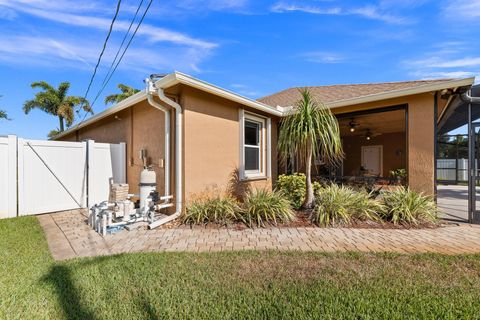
89, 0, 154, 109
75, 0, 122, 127
99, 0, 145, 90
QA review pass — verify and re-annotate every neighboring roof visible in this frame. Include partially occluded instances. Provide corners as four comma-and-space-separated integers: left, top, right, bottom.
54, 71, 283, 139
258, 78, 475, 109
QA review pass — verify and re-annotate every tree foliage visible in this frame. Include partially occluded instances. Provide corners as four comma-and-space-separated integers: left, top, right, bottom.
105, 84, 140, 105
0, 95, 9, 120
23, 81, 91, 132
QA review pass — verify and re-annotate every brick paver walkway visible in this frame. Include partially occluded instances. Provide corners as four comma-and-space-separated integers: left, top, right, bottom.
38, 210, 480, 260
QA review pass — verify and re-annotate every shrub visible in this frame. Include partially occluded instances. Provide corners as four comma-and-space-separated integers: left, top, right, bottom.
240, 188, 295, 227
182, 189, 240, 225
276, 173, 322, 209
381, 187, 437, 225
311, 184, 383, 226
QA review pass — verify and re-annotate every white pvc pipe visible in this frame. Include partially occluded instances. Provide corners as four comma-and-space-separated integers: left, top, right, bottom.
146, 79, 171, 198
148, 85, 183, 229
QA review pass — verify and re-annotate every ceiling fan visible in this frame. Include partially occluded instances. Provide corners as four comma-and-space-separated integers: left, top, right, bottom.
347, 118, 359, 132
362, 129, 382, 140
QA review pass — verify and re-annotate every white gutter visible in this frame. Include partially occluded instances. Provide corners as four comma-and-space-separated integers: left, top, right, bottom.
147, 79, 183, 229
155, 71, 284, 117
146, 78, 170, 198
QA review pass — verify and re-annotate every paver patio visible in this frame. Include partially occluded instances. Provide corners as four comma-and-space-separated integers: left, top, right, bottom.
37, 209, 480, 260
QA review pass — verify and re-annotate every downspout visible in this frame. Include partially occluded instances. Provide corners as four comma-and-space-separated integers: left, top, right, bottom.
145, 79, 170, 198
461, 91, 480, 104
147, 81, 183, 229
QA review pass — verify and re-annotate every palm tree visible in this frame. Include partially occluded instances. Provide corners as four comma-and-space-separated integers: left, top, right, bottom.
0, 95, 9, 120
105, 84, 140, 105
23, 81, 91, 132
0, 110, 8, 120
278, 89, 343, 209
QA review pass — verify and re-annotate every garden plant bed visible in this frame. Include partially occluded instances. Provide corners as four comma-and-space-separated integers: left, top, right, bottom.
178, 210, 446, 230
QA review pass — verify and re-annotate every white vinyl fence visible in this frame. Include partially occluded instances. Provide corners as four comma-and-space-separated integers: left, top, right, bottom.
0, 135, 126, 219
0, 136, 17, 218
437, 159, 469, 182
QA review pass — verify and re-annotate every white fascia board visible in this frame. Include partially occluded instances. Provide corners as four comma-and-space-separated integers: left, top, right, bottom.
155, 71, 284, 117
54, 91, 148, 139
326, 77, 475, 109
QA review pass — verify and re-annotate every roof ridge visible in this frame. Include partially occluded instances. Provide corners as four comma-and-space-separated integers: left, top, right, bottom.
257, 78, 457, 102
291, 78, 455, 90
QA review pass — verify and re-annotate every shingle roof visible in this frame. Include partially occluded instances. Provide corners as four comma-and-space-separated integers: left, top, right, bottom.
257, 79, 455, 107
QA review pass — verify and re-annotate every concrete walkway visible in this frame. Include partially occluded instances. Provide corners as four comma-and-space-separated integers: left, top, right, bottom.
437, 184, 469, 222
38, 210, 480, 260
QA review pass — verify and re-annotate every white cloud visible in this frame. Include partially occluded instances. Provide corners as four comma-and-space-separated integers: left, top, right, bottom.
0, 34, 211, 73
229, 83, 263, 98
271, 2, 411, 24
404, 49, 480, 80
409, 57, 480, 69
411, 70, 477, 79
0, 6, 16, 20
271, 3, 341, 15
175, 0, 249, 11
0, 0, 217, 73
443, 0, 480, 19
302, 52, 345, 64
230, 83, 248, 89
3, 5, 216, 49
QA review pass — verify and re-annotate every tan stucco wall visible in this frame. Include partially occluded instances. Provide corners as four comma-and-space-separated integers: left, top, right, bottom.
60, 100, 169, 197
342, 132, 406, 177
181, 86, 278, 200
333, 93, 438, 195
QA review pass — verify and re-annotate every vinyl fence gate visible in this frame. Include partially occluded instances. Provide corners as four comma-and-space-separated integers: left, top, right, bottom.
0, 135, 126, 219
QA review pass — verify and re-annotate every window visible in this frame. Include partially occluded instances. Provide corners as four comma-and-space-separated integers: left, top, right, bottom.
240, 110, 271, 179
244, 119, 262, 172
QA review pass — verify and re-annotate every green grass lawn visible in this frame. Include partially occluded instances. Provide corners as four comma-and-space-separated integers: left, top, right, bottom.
1, 217, 480, 319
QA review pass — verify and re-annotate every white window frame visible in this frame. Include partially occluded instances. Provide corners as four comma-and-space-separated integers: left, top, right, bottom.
239, 109, 271, 180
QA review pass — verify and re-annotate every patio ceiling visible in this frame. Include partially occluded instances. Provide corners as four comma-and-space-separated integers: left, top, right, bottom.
338, 109, 405, 137
438, 84, 480, 135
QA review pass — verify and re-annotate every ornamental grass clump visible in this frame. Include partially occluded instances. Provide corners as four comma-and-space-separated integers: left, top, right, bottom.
240, 188, 295, 227
381, 187, 437, 225
182, 189, 240, 226
311, 184, 383, 226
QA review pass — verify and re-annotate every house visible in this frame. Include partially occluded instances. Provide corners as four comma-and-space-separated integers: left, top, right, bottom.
55, 72, 475, 213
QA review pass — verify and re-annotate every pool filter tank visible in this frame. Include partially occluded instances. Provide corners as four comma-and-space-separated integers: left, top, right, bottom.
139, 167, 157, 213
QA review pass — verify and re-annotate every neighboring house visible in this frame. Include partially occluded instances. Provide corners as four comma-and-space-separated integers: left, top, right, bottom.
55, 72, 474, 209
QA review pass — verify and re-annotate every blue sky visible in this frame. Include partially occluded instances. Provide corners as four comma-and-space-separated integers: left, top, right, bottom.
0, 0, 479, 138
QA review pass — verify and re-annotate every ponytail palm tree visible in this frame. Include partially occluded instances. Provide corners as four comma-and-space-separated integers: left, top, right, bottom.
278, 89, 343, 209
23, 81, 91, 132
105, 84, 140, 105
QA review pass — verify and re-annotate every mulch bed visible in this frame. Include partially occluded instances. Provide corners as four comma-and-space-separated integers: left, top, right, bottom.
168, 211, 449, 230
